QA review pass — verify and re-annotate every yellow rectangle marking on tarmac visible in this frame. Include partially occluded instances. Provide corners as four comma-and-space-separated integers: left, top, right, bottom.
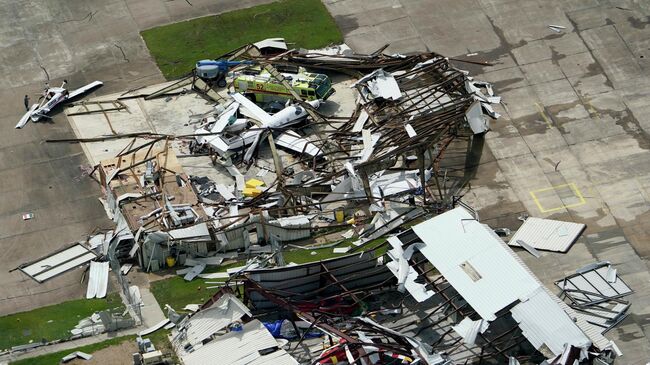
529, 182, 586, 213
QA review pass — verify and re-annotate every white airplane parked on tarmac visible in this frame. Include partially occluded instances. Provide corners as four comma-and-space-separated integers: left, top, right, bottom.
16, 80, 103, 129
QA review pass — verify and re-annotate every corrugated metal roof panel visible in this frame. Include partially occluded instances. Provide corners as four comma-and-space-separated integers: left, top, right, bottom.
168, 222, 210, 240
21, 244, 97, 282
410, 209, 600, 356
508, 217, 585, 253
412, 207, 539, 321
499, 229, 611, 351
511, 286, 590, 355
174, 293, 251, 348
181, 320, 297, 365
556, 264, 632, 301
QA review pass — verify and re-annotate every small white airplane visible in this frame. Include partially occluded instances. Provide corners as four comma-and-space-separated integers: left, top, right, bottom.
16, 80, 103, 129
195, 92, 323, 162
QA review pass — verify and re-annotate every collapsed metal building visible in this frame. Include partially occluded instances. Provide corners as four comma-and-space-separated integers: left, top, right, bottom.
175, 207, 619, 365
36, 39, 626, 364
58, 39, 502, 272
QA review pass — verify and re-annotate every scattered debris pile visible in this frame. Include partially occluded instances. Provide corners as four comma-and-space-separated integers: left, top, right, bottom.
167, 207, 622, 365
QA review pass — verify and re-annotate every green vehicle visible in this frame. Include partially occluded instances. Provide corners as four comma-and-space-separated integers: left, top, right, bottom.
233, 69, 334, 103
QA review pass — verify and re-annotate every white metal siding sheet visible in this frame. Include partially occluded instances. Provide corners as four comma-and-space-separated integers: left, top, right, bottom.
22, 243, 97, 282
182, 320, 297, 365
498, 229, 611, 351
508, 217, 585, 252
511, 287, 590, 355
556, 265, 632, 301
35, 253, 96, 282
86, 261, 109, 299
22, 245, 92, 276
176, 293, 250, 347
168, 223, 210, 240
412, 207, 539, 321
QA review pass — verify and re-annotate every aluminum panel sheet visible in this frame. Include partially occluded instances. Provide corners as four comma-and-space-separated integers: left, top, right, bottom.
511, 287, 590, 355
22, 244, 91, 276
174, 293, 251, 348
412, 207, 539, 321
508, 217, 585, 253
181, 320, 298, 365
21, 243, 97, 282
556, 264, 632, 302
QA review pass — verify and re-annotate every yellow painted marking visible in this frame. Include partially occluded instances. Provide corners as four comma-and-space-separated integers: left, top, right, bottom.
585, 99, 600, 119
529, 182, 586, 213
534, 103, 553, 129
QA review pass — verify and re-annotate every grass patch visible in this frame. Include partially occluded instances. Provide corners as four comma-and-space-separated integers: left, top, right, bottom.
0, 293, 122, 351
141, 0, 343, 79
147, 330, 179, 363
282, 237, 388, 264
151, 261, 244, 311
10, 335, 133, 365
282, 245, 349, 263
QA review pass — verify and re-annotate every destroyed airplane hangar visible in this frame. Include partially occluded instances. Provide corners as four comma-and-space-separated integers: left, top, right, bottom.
19, 39, 624, 364
50, 39, 499, 275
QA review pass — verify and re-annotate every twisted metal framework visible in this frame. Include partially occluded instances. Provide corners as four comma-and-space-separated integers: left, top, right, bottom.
225, 47, 484, 211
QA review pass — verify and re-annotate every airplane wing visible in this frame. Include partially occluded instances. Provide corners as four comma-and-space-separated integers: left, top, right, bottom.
68, 81, 103, 99
207, 136, 231, 155
230, 93, 273, 125
276, 130, 322, 157
15, 104, 38, 129
210, 102, 239, 133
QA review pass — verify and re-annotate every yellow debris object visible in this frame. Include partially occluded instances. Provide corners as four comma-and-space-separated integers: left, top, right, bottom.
243, 187, 262, 197
347, 217, 356, 225
335, 210, 345, 223
166, 256, 176, 268
245, 179, 265, 188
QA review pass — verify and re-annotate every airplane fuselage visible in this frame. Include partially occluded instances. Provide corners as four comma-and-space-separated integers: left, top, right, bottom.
31, 87, 67, 121
16, 80, 102, 129
208, 99, 321, 153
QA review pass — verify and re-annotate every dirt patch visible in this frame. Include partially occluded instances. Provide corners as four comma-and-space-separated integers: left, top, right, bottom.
68, 340, 137, 365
